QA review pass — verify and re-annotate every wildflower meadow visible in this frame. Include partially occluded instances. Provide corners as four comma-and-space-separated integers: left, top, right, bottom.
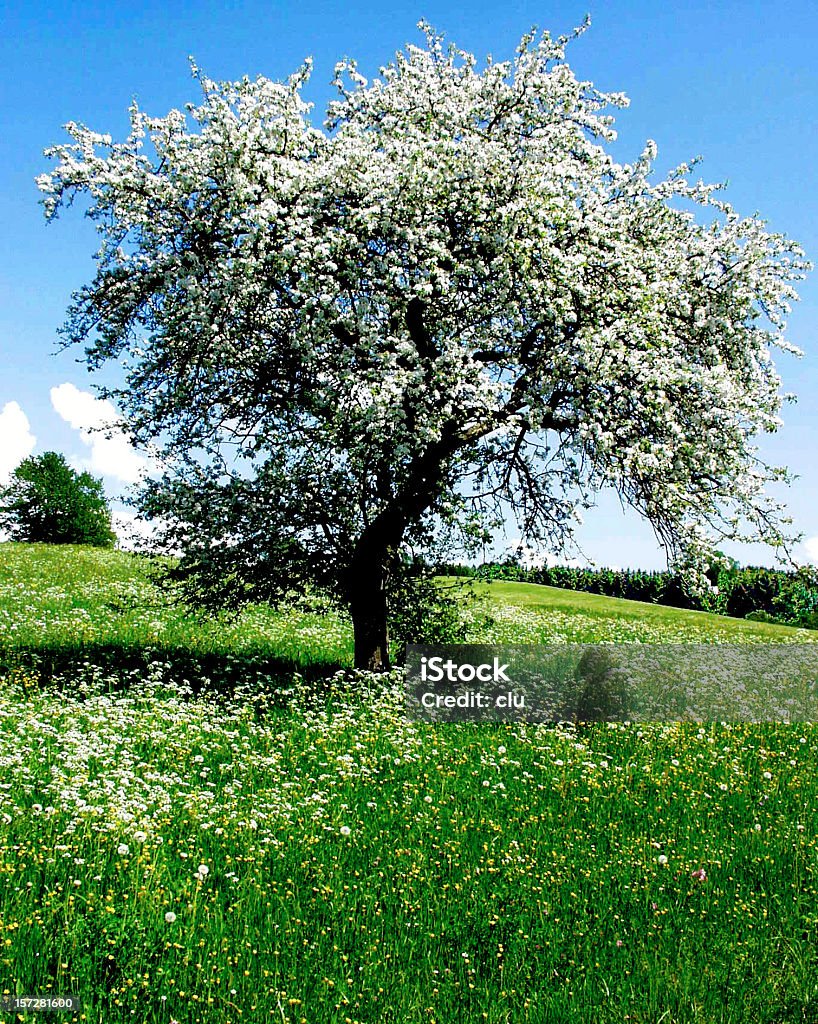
1, 543, 818, 1023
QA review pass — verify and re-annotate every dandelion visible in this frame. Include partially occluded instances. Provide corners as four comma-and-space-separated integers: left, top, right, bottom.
498, 745, 506, 755
133, 830, 147, 843
657, 854, 668, 865
754, 823, 762, 832
165, 911, 177, 923
117, 843, 129, 856
762, 771, 772, 780
424, 795, 433, 803
691, 868, 707, 882
339, 825, 351, 836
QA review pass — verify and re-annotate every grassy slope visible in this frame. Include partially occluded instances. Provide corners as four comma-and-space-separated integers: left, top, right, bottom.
1, 544, 818, 1024
477, 579, 809, 639
1, 543, 810, 660
0, 542, 353, 668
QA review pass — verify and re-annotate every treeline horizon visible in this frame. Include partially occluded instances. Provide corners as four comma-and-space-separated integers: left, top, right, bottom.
436, 560, 818, 630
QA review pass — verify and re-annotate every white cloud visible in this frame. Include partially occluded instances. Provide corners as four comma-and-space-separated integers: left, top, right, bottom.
50, 383, 152, 485
803, 537, 818, 565
0, 401, 36, 483
111, 509, 158, 551
503, 537, 590, 570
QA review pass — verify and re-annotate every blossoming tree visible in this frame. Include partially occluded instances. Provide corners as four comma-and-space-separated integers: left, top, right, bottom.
38, 22, 809, 668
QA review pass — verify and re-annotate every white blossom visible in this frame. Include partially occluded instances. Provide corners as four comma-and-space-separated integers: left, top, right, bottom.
36, 21, 810, 663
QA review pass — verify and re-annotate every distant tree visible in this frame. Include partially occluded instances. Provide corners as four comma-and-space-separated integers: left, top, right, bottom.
0, 452, 116, 547
37, 21, 810, 668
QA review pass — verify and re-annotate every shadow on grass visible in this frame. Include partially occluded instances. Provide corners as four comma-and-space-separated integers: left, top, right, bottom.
0, 641, 349, 705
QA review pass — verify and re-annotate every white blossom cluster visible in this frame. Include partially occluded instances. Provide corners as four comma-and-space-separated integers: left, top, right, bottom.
37, 19, 810, 580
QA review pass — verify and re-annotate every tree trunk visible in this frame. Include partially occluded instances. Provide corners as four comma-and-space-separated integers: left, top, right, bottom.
349, 570, 391, 670
345, 440, 455, 669
346, 517, 402, 671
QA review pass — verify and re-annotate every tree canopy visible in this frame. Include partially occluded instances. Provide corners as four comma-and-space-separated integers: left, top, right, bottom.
0, 452, 116, 548
37, 21, 810, 667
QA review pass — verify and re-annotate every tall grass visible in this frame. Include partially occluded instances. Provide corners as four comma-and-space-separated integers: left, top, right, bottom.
1, 543, 817, 1024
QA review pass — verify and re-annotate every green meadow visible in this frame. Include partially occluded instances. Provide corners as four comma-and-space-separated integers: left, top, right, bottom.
1, 542, 818, 1024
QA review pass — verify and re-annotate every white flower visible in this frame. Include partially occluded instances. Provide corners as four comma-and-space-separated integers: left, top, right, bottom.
165, 911, 177, 923
133, 830, 147, 843
657, 854, 668, 865
339, 825, 351, 836
196, 864, 209, 876
424, 795, 433, 803
497, 746, 506, 755
117, 843, 129, 856
762, 771, 772, 780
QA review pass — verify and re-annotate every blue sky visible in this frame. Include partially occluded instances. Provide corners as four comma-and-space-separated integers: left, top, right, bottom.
1, 0, 817, 568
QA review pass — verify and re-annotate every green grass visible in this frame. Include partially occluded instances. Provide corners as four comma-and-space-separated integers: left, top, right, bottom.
480, 579, 811, 639
0, 542, 352, 664
0, 542, 806, 659
1, 542, 818, 1024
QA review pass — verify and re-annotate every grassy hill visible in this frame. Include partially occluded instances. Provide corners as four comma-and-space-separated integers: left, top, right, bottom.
468, 578, 812, 642
1, 542, 817, 1024
0, 542, 809, 667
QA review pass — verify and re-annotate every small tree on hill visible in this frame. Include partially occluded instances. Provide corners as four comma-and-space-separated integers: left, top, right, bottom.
36, 21, 810, 668
0, 452, 116, 547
